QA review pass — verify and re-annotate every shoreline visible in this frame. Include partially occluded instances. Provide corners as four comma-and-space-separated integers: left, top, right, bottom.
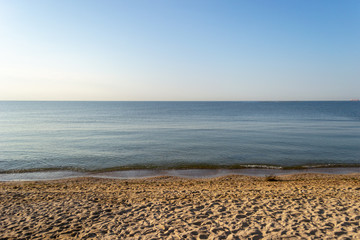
1, 166, 359, 182
1, 173, 359, 239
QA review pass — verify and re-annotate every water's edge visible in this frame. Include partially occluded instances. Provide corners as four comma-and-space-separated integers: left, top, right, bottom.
2, 163, 359, 174
1, 167, 359, 182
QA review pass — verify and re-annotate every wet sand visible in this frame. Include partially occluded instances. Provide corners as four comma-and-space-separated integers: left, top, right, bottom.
0, 174, 359, 239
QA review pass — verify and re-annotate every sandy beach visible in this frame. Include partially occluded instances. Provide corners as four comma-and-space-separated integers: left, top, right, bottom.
0, 174, 359, 239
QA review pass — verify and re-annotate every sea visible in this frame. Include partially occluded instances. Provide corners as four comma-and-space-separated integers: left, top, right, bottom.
0, 101, 359, 181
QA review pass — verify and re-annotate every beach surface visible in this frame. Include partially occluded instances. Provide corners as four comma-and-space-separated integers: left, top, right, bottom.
0, 174, 359, 239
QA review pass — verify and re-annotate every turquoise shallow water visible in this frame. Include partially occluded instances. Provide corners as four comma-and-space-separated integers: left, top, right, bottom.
0, 101, 359, 175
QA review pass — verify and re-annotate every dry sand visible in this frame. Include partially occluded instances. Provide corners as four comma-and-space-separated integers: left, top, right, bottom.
0, 173, 359, 239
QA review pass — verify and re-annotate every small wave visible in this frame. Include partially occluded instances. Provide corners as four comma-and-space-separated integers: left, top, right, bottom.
0, 166, 87, 174
1, 163, 359, 174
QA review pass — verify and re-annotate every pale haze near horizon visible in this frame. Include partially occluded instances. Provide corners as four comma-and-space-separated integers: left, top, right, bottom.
0, 0, 359, 101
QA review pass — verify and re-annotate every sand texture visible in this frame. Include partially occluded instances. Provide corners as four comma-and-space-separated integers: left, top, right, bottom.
0, 174, 359, 239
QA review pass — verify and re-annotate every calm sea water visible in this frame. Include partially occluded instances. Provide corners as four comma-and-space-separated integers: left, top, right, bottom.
0, 101, 359, 174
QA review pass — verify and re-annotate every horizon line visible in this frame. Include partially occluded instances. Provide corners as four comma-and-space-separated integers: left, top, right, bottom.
0, 99, 357, 102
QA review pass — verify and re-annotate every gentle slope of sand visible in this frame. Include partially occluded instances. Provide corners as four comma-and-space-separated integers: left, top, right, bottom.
0, 174, 359, 239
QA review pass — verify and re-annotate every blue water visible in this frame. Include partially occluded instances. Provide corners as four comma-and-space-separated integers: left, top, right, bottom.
0, 101, 359, 173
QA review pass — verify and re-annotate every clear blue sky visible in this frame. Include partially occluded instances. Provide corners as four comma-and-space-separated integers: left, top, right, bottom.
0, 0, 359, 101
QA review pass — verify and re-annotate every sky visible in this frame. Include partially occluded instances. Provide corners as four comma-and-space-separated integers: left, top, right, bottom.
0, 0, 359, 101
